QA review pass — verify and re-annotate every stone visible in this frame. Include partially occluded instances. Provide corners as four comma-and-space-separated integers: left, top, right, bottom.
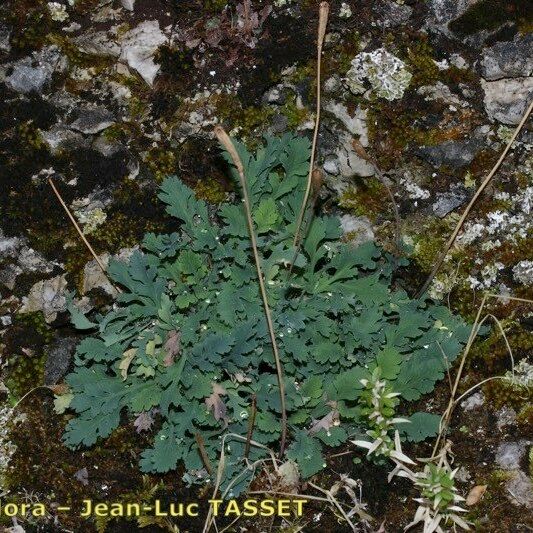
374, 0, 413, 28
267, 114, 288, 134
4, 46, 67, 95
417, 82, 466, 107
426, 0, 480, 34
481, 77, 533, 125
72, 31, 121, 57
323, 157, 340, 176
41, 125, 87, 154
481, 34, 533, 81
120, 21, 167, 85
82, 254, 116, 296
20, 274, 68, 323
432, 185, 469, 217
460, 391, 484, 411
0, 264, 22, 291
336, 133, 374, 180
496, 406, 517, 431
325, 101, 368, 143
120, 0, 135, 10
83, 248, 134, 296
44, 337, 77, 385
340, 215, 374, 246
5, 61, 51, 95
418, 137, 483, 168
495, 441, 529, 471
0, 22, 11, 53
505, 471, 533, 507
69, 107, 115, 134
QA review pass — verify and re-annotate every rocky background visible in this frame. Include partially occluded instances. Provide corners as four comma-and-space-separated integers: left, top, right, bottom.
0, 0, 531, 531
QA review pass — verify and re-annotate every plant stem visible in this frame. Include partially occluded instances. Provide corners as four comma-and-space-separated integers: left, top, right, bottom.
214, 126, 288, 457
292, 2, 329, 250
48, 178, 108, 274
416, 99, 533, 299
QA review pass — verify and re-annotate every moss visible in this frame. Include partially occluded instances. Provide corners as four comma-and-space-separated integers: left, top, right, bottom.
4, 312, 51, 399
412, 220, 451, 273
483, 376, 533, 412
144, 147, 178, 182
6, 4, 53, 52
339, 179, 387, 221
16, 120, 45, 151
204, 0, 228, 12
155, 44, 195, 77
240, 105, 276, 137
405, 39, 440, 88
47, 34, 115, 71
280, 95, 309, 129
194, 176, 227, 204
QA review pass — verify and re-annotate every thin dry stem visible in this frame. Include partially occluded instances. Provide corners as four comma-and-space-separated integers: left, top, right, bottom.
292, 2, 329, 249
48, 178, 108, 274
214, 126, 288, 457
432, 292, 533, 456
416, 99, 533, 298
244, 394, 257, 459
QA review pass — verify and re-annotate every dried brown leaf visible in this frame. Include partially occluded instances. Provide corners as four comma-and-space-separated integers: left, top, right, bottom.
205, 383, 228, 426
466, 484, 487, 506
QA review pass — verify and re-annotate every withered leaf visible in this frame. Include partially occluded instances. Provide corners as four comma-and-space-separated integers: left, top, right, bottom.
134, 411, 156, 433
119, 348, 137, 380
205, 383, 228, 427
163, 330, 181, 367
309, 409, 340, 434
466, 484, 487, 506
74, 467, 89, 486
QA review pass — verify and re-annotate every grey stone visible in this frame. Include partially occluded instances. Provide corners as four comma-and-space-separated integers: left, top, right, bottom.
506, 471, 533, 507
426, 0, 480, 34
20, 274, 68, 323
0, 232, 21, 258
374, 0, 413, 28
340, 215, 374, 246
495, 441, 529, 470
268, 114, 288, 134
323, 157, 340, 176
82, 254, 116, 296
72, 31, 121, 57
4, 46, 67, 95
432, 185, 468, 217
121, 0, 135, 10
481, 77, 533, 125
481, 34, 533, 81
325, 101, 368, 143
336, 133, 374, 180
0, 22, 11, 53
41, 125, 87, 154
120, 21, 167, 85
5, 60, 52, 95
496, 406, 517, 431
44, 337, 77, 385
92, 134, 124, 157
417, 82, 465, 107
0, 264, 22, 291
460, 391, 484, 411
69, 107, 115, 134
418, 137, 483, 168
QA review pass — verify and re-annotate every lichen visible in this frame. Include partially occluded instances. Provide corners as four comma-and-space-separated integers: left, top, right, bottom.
346, 48, 412, 101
